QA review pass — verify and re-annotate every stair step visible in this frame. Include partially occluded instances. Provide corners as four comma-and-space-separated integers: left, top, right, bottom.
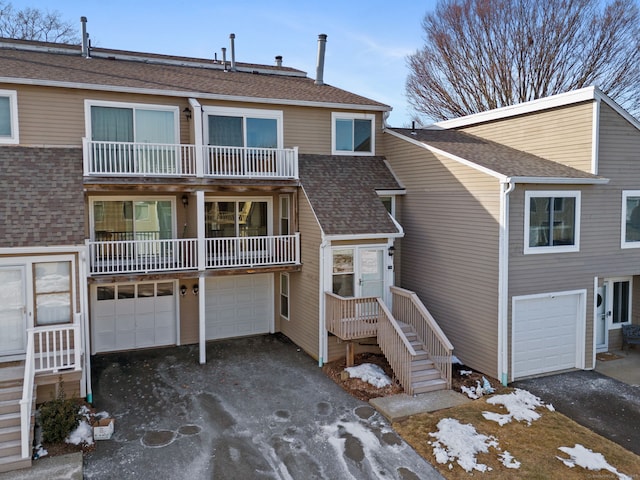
0, 412, 20, 430
412, 378, 448, 394
0, 454, 31, 474
411, 359, 435, 371
0, 426, 21, 444
412, 369, 441, 383
0, 439, 21, 459
0, 386, 22, 403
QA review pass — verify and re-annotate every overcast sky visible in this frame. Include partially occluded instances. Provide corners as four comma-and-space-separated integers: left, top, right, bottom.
14, 0, 439, 126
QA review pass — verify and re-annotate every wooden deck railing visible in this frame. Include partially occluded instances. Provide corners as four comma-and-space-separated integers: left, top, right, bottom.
377, 300, 417, 395
325, 292, 379, 340
391, 286, 454, 388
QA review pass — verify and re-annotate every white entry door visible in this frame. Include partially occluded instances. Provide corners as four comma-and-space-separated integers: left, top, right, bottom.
0, 266, 27, 355
357, 249, 384, 299
598, 278, 632, 352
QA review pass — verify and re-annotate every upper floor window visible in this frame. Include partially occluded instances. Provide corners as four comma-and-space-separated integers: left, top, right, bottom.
379, 195, 396, 218
87, 101, 178, 145
0, 90, 18, 144
622, 191, 640, 248
332, 112, 375, 155
204, 106, 283, 149
524, 191, 580, 254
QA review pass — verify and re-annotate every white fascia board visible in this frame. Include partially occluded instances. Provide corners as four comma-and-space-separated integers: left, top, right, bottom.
507, 176, 609, 185
435, 87, 598, 128
0, 77, 391, 112
323, 231, 404, 241
376, 189, 406, 196
385, 128, 506, 180
0, 245, 86, 255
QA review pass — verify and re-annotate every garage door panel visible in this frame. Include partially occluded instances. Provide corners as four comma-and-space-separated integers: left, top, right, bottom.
93, 282, 177, 353
513, 292, 583, 379
205, 274, 272, 341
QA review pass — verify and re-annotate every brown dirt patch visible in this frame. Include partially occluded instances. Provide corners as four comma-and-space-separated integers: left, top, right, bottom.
322, 352, 403, 401
394, 392, 640, 479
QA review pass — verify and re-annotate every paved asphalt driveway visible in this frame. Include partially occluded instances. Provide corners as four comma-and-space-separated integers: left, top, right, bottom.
514, 370, 640, 456
83, 334, 443, 479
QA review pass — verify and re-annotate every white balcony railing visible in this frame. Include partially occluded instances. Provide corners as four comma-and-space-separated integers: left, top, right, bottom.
83, 139, 197, 176
88, 238, 198, 274
205, 234, 300, 269
88, 234, 300, 274
21, 323, 82, 459
83, 139, 299, 179
204, 146, 298, 178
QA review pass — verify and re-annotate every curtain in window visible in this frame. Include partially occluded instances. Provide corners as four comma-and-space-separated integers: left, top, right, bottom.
246, 118, 277, 148
0, 96, 11, 137
35, 262, 71, 325
91, 106, 134, 142
135, 109, 175, 144
209, 116, 243, 146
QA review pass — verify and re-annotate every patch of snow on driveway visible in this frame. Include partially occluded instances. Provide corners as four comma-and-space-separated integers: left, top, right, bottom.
557, 444, 631, 480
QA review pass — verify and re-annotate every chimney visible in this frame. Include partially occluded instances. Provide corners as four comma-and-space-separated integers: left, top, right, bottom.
229, 33, 236, 72
222, 47, 227, 71
275, 55, 283, 67
315, 34, 327, 86
80, 16, 90, 58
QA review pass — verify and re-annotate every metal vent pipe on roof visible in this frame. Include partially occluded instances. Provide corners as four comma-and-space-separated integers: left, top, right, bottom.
222, 47, 227, 71
315, 34, 327, 86
275, 55, 283, 67
229, 33, 236, 71
80, 16, 89, 58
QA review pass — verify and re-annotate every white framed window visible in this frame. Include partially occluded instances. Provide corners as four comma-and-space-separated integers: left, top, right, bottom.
331, 112, 375, 155
85, 100, 179, 144
0, 89, 19, 144
280, 273, 289, 320
621, 191, 640, 248
204, 196, 273, 238
378, 195, 396, 218
280, 195, 290, 235
34, 261, 72, 325
89, 196, 176, 241
524, 191, 581, 254
203, 106, 283, 148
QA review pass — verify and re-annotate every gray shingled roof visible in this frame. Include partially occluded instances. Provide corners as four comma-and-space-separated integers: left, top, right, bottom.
299, 155, 402, 236
390, 128, 604, 180
0, 39, 390, 109
0, 147, 85, 247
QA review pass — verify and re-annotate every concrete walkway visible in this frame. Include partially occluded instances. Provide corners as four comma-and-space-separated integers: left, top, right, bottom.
83, 335, 444, 479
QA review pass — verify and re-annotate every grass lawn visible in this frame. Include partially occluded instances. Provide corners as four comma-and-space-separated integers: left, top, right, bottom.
393, 390, 640, 479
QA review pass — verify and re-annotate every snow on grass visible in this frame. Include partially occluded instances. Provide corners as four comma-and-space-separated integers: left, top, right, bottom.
557, 444, 631, 480
482, 388, 546, 425
66, 420, 94, 446
499, 451, 521, 469
345, 363, 391, 388
429, 418, 504, 472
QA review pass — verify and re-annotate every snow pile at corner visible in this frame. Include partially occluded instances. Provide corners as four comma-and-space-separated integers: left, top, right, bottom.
428, 418, 519, 472
557, 444, 631, 480
482, 388, 553, 426
66, 420, 94, 446
345, 363, 391, 388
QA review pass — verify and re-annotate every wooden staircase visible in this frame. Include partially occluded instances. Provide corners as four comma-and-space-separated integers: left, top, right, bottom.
401, 323, 448, 394
0, 363, 34, 473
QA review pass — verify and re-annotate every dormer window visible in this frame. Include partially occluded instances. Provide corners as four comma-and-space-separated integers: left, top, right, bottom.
332, 112, 375, 155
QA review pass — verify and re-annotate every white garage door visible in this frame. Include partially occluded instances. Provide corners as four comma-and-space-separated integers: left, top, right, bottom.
92, 282, 177, 353
205, 274, 273, 341
512, 291, 584, 379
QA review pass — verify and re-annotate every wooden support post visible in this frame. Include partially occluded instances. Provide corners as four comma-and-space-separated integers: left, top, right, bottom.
346, 341, 355, 367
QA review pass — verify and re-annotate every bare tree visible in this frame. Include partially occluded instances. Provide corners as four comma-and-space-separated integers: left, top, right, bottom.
407, 0, 640, 121
0, 1, 79, 43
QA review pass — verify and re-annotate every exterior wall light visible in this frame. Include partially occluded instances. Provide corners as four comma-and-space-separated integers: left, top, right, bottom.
388, 246, 396, 257
180, 285, 187, 296
192, 284, 199, 296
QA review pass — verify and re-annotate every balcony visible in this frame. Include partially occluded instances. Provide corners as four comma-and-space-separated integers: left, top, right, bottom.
88, 234, 300, 275
83, 139, 299, 179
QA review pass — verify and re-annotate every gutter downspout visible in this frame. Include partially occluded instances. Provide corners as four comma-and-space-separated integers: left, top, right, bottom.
318, 238, 328, 366
498, 180, 515, 386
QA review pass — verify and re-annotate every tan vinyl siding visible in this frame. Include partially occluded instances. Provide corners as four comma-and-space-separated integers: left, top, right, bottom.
460, 102, 594, 173
280, 190, 322, 359
179, 277, 199, 345
507, 103, 640, 368
382, 133, 501, 377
